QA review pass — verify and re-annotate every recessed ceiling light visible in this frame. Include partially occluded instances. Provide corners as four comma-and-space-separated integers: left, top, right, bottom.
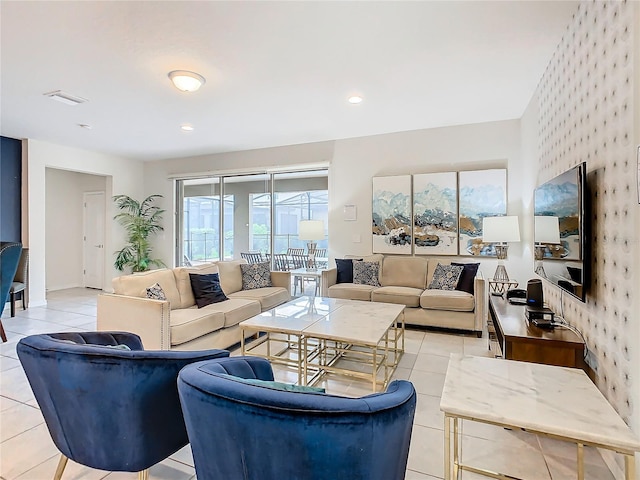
348, 96, 363, 104
181, 124, 194, 132
77, 124, 92, 130
43, 90, 88, 106
168, 70, 206, 92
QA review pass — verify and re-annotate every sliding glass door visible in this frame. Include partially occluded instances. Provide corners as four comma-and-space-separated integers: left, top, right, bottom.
176, 169, 328, 266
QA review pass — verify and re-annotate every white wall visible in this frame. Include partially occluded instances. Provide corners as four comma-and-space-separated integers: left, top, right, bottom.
26, 139, 144, 306
45, 168, 107, 291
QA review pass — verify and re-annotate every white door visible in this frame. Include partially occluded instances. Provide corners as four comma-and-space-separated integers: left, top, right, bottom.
83, 191, 105, 289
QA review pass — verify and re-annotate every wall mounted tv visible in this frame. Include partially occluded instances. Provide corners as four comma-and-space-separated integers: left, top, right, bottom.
533, 162, 588, 302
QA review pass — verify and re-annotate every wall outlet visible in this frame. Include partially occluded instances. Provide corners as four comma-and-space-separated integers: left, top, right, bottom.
352, 234, 361, 243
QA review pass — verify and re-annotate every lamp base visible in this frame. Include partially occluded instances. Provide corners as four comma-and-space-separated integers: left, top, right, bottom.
492, 263, 511, 282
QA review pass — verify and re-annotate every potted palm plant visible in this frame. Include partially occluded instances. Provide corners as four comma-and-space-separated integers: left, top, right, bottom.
113, 194, 166, 272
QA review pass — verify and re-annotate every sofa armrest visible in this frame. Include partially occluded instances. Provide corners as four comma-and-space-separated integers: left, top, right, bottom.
97, 294, 171, 350
270, 271, 291, 296
321, 268, 337, 297
473, 274, 486, 333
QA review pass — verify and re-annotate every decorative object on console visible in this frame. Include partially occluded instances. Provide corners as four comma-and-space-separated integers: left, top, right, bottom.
427, 263, 463, 290
240, 262, 273, 290
298, 220, 324, 269
413, 172, 458, 255
534, 216, 560, 278
372, 175, 412, 254
458, 169, 507, 256
352, 260, 381, 287
482, 216, 520, 282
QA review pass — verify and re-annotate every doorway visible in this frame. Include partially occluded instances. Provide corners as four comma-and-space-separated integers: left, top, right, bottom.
83, 191, 105, 289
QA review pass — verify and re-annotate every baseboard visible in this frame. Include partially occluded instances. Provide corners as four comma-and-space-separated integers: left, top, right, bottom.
598, 447, 625, 478
46, 283, 82, 292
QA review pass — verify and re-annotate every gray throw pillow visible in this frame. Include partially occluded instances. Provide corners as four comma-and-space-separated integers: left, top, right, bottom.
428, 263, 463, 290
240, 262, 273, 290
352, 260, 381, 287
146, 282, 167, 300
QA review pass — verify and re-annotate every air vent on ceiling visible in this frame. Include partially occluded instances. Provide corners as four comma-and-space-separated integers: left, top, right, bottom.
43, 90, 88, 106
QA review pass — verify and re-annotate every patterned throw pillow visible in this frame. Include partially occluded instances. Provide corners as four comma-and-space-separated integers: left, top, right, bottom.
428, 264, 464, 290
352, 260, 381, 287
146, 282, 167, 300
240, 262, 273, 290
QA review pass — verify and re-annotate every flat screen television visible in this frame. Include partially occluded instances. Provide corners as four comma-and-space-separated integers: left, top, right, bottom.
533, 162, 588, 302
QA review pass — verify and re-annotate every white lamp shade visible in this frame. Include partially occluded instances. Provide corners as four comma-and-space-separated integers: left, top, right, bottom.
299, 220, 325, 241
482, 216, 521, 243
534, 216, 561, 244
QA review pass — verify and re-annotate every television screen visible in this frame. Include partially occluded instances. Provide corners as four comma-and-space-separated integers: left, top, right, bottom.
533, 163, 588, 301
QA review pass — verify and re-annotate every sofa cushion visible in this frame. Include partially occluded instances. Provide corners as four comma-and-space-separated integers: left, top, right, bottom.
170, 307, 226, 346
452, 262, 479, 294
217, 260, 246, 295
229, 287, 289, 311
427, 263, 463, 290
420, 289, 475, 312
371, 286, 422, 307
189, 273, 228, 308
205, 298, 261, 327
113, 269, 181, 310
336, 258, 360, 284
174, 263, 219, 308
146, 282, 166, 301
328, 283, 376, 301
380, 256, 428, 290
353, 260, 381, 286
240, 262, 272, 290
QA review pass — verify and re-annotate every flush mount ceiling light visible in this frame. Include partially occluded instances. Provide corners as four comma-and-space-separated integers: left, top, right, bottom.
348, 95, 363, 104
77, 124, 92, 130
180, 124, 194, 132
168, 70, 206, 92
43, 90, 88, 106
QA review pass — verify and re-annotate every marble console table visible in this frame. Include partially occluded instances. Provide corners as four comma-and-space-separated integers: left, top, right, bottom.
440, 355, 640, 480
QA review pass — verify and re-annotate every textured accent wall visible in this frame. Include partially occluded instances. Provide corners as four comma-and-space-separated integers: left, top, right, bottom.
536, 0, 638, 428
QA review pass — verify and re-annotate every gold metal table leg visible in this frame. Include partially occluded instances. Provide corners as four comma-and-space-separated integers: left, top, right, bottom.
577, 443, 584, 480
625, 453, 636, 480
444, 416, 451, 480
453, 417, 460, 479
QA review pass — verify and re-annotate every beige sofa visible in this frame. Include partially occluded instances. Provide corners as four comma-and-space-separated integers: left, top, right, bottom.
97, 260, 291, 350
321, 255, 485, 335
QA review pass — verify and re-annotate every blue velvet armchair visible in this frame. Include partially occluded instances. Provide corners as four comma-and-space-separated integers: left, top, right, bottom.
17, 332, 229, 480
0, 242, 22, 342
178, 357, 417, 480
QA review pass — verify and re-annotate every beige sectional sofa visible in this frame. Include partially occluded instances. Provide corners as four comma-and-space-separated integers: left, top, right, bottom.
321, 255, 485, 335
97, 260, 291, 350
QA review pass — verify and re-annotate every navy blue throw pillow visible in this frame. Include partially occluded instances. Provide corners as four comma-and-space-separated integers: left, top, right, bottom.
335, 258, 362, 284
452, 263, 480, 295
189, 273, 228, 308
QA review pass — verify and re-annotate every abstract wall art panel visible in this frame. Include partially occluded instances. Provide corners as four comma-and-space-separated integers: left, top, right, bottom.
413, 172, 458, 255
372, 175, 412, 254
458, 169, 506, 256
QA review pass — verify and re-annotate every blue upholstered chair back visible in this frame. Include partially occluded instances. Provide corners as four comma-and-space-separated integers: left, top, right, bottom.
1, 242, 22, 309
17, 332, 229, 473
178, 357, 417, 480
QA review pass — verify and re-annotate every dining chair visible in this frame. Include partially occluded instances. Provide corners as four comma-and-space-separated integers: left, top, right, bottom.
0, 242, 22, 342
240, 252, 264, 264
9, 247, 29, 317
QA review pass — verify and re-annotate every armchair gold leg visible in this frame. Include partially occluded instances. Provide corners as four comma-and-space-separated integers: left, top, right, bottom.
53, 454, 68, 480
138, 469, 149, 480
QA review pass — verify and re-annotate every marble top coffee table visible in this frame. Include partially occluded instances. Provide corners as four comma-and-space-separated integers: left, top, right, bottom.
240, 297, 405, 391
440, 355, 640, 480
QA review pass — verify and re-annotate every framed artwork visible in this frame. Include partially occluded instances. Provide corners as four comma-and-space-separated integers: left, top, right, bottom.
372, 175, 412, 254
458, 169, 507, 256
413, 172, 458, 255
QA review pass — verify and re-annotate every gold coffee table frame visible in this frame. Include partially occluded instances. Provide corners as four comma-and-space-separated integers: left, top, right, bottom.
240, 297, 405, 392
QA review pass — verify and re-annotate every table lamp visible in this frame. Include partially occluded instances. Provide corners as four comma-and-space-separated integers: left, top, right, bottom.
299, 220, 324, 269
482, 216, 520, 282
534, 216, 560, 278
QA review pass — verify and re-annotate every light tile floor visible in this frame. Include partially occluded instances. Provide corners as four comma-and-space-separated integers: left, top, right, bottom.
0, 288, 615, 480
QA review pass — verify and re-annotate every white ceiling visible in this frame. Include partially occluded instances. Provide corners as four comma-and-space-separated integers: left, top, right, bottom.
0, 1, 578, 162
